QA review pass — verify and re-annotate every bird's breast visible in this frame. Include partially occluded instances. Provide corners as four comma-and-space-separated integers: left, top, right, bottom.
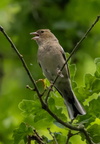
37, 45, 67, 82
38, 45, 61, 69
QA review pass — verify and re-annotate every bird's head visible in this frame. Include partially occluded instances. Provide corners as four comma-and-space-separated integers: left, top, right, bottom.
30, 29, 58, 45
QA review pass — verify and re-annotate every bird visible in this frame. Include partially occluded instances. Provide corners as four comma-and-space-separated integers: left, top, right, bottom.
30, 29, 86, 119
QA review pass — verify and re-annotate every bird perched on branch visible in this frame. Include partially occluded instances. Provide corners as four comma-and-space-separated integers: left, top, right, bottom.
30, 29, 86, 119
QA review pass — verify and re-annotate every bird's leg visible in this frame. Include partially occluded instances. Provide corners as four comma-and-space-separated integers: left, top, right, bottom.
56, 67, 64, 78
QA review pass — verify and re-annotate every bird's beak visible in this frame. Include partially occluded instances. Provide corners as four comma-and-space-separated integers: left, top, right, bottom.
30, 32, 39, 40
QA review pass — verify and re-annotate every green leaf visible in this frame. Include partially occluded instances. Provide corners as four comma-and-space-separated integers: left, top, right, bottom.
18, 99, 41, 116
94, 57, 100, 64
43, 131, 66, 144
50, 91, 64, 107
75, 86, 90, 101
33, 110, 53, 127
85, 74, 94, 89
76, 73, 100, 101
95, 59, 100, 78
69, 64, 77, 80
48, 97, 67, 121
78, 96, 100, 128
87, 96, 100, 118
54, 132, 66, 143
66, 52, 71, 64
91, 79, 100, 94
48, 97, 55, 111
72, 81, 77, 89
13, 122, 33, 144
88, 124, 100, 143
54, 121, 65, 129
19, 99, 54, 128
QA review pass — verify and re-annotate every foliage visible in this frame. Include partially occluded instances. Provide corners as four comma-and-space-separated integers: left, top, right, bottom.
0, 0, 100, 144
12, 57, 100, 144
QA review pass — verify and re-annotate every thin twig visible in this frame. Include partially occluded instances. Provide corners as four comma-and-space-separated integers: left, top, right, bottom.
66, 131, 80, 144
33, 130, 45, 144
26, 85, 34, 90
66, 130, 72, 144
47, 128, 58, 144
27, 136, 31, 144
45, 15, 100, 102
28, 135, 45, 144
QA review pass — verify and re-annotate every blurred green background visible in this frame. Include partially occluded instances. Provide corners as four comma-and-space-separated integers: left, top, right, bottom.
0, 0, 100, 143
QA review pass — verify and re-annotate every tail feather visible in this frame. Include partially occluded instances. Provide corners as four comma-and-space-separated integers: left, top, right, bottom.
63, 90, 86, 119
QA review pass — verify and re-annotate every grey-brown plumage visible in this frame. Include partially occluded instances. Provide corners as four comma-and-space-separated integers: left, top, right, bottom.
30, 29, 86, 119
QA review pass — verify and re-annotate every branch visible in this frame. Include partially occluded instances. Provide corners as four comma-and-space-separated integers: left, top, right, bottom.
28, 135, 45, 144
66, 130, 72, 144
46, 15, 100, 101
81, 128, 95, 144
66, 130, 80, 144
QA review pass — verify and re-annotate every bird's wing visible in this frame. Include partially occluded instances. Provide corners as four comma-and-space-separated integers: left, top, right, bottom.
60, 47, 70, 78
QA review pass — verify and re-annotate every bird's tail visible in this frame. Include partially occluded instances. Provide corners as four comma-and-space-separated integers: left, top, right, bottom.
63, 90, 86, 120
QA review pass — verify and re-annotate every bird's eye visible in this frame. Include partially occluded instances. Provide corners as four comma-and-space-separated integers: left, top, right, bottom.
41, 30, 44, 33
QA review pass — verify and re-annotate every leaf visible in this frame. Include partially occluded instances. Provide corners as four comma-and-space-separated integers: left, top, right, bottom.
88, 124, 100, 143
48, 97, 55, 111
19, 99, 54, 128
54, 132, 66, 143
91, 78, 100, 94
85, 74, 95, 90
43, 132, 66, 144
18, 99, 41, 116
48, 97, 67, 121
75, 86, 91, 101
94, 58, 100, 78
33, 110, 53, 128
66, 52, 71, 64
76, 72, 100, 101
72, 81, 77, 89
77, 96, 100, 127
13, 122, 33, 144
69, 64, 77, 80
50, 91, 64, 107
94, 57, 100, 64
87, 96, 100, 118
53, 121, 65, 129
